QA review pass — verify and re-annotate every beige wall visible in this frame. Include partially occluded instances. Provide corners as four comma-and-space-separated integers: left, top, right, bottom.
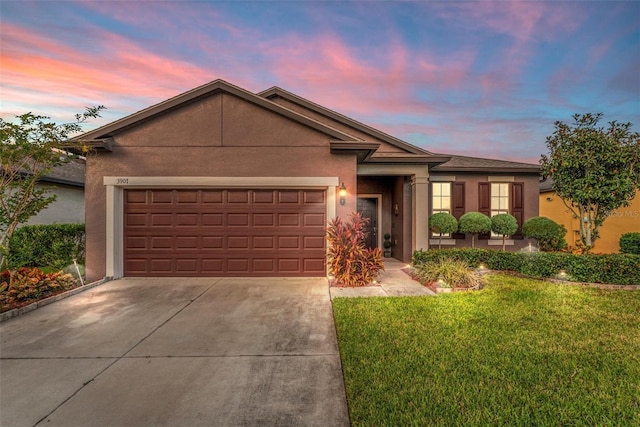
540, 190, 640, 253
85, 93, 357, 281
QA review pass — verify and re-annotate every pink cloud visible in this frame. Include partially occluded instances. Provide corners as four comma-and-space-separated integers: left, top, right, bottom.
0, 23, 217, 121
263, 32, 478, 116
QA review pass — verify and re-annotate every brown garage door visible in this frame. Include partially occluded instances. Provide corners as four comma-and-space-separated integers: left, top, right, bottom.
123, 189, 327, 277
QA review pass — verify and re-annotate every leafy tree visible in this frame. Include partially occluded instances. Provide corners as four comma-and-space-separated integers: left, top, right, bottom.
540, 113, 640, 250
491, 213, 518, 251
429, 212, 458, 249
0, 107, 104, 266
458, 212, 491, 248
521, 217, 567, 252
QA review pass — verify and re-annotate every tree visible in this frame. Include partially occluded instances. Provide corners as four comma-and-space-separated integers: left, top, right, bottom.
540, 113, 640, 250
521, 217, 567, 252
428, 212, 458, 249
491, 213, 518, 251
458, 212, 491, 248
0, 107, 104, 266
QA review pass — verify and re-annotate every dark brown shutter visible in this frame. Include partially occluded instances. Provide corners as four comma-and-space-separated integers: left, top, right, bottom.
511, 182, 524, 239
478, 182, 491, 240
452, 182, 465, 239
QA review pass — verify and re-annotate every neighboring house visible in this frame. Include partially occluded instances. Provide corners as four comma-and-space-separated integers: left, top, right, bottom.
75, 80, 539, 282
24, 159, 85, 226
540, 179, 640, 253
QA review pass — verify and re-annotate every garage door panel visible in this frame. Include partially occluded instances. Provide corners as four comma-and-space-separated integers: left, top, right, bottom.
228, 213, 249, 227
150, 236, 173, 249
278, 214, 299, 226
278, 191, 300, 204
176, 214, 198, 226
228, 236, 250, 249
151, 213, 172, 227
253, 213, 275, 227
124, 189, 326, 277
228, 191, 249, 204
151, 191, 173, 204
253, 191, 275, 204
202, 213, 223, 226
304, 190, 325, 204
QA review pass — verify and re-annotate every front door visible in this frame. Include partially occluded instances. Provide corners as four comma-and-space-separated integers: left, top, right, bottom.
357, 197, 378, 250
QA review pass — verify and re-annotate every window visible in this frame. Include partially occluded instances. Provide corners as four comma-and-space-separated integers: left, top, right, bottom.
431, 182, 452, 237
479, 182, 524, 240
432, 182, 451, 214
491, 183, 510, 216
490, 183, 510, 236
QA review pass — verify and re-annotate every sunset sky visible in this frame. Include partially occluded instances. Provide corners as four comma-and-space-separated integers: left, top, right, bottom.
1, 1, 639, 163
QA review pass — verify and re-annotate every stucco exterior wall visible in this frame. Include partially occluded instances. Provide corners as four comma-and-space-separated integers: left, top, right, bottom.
540, 190, 640, 253
429, 172, 540, 250
268, 97, 407, 153
25, 184, 84, 225
85, 93, 357, 281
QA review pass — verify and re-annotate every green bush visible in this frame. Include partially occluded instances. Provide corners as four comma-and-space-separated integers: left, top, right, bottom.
414, 258, 484, 289
429, 212, 458, 249
8, 224, 85, 270
491, 214, 519, 251
620, 232, 640, 255
412, 248, 640, 285
521, 217, 567, 251
458, 212, 491, 248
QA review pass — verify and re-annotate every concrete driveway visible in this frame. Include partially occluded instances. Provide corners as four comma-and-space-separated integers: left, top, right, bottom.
0, 277, 349, 427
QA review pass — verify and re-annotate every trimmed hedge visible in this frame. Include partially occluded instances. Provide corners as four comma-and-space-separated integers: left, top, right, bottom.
620, 232, 640, 255
413, 248, 640, 285
8, 224, 85, 270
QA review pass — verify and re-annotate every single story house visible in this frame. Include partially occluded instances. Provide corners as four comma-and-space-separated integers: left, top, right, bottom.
25, 159, 85, 226
75, 80, 540, 282
540, 178, 640, 253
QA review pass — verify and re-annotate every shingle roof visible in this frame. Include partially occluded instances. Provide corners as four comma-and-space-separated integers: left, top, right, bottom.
430, 154, 540, 173
41, 159, 85, 187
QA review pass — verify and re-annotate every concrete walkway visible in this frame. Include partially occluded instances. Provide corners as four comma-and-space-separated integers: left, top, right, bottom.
0, 277, 349, 427
329, 258, 435, 298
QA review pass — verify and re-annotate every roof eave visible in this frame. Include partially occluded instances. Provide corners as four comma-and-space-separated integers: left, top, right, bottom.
432, 166, 541, 173
364, 155, 452, 165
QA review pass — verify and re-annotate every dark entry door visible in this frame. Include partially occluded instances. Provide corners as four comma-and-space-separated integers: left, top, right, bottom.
357, 197, 378, 250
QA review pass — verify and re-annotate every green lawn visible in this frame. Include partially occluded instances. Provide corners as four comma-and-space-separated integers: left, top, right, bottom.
333, 275, 640, 426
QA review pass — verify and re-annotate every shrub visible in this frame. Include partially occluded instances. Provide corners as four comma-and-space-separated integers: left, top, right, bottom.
491, 214, 518, 251
521, 217, 567, 252
428, 212, 458, 249
0, 267, 78, 312
620, 232, 640, 255
412, 248, 640, 285
458, 212, 491, 248
8, 224, 85, 270
326, 212, 384, 286
414, 258, 484, 289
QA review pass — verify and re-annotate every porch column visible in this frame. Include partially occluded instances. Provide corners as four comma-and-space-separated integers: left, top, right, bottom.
412, 175, 430, 252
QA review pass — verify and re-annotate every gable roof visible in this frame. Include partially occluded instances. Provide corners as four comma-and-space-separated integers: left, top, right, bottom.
259, 86, 431, 156
74, 80, 359, 143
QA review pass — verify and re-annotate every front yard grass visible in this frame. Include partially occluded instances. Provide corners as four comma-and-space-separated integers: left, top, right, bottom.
333, 274, 640, 426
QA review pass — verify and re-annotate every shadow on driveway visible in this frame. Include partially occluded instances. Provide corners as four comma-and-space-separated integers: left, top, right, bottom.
0, 277, 349, 427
